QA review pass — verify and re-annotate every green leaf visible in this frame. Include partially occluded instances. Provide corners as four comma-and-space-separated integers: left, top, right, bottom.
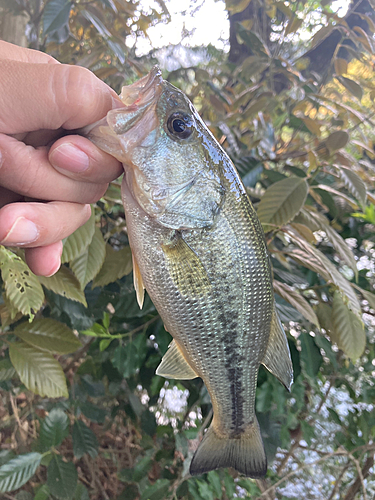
47, 455, 77, 500
92, 245, 133, 288
70, 227, 106, 289
338, 76, 363, 101
257, 177, 308, 230
73, 482, 90, 500
0, 358, 16, 382
273, 280, 319, 327
332, 291, 366, 360
9, 341, 68, 398
326, 131, 349, 153
299, 332, 322, 379
0, 247, 44, 320
40, 409, 69, 450
42, 0, 72, 36
0, 453, 42, 493
14, 318, 81, 354
336, 165, 367, 207
34, 484, 51, 500
38, 265, 87, 306
207, 471, 222, 498
61, 210, 95, 263
72, 420, 99, 459
139, 479, 170, 500
112, 343, 138, 378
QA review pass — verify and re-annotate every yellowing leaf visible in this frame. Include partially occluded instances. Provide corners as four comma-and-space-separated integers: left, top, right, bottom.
334, 58, 348, 76
0, 247, 44, 320
326, 131, 349, 153
9, 342, 68, 398
70, 227, 106, 289
14, 318, 81, 355
226, 0, 253, 15
301, 117, 321, 136
332, 291, 366, 360
38, 265, 87, 306
338, 76, 363, 101
274, 280, 319, 327
61, 209, 95, 263
92, 245, 133, 288
257, 177, 308, 230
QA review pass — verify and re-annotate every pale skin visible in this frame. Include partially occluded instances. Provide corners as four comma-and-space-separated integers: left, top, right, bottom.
0, 41, 123, 276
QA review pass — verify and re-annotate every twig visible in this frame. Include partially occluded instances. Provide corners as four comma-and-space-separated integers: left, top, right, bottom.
328, 464, 350, 500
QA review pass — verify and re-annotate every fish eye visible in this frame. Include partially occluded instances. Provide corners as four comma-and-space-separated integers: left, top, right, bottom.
167, 112, 193, 139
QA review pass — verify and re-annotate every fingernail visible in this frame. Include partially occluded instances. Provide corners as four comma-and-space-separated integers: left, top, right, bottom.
50, 143, 89, 173
1, 217, 39, 246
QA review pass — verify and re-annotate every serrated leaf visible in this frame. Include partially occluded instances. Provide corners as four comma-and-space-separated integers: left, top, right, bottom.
38, 266, 87, 306
72, 421, 99, 459
332, 291, 366, 360
34, 484, 51, 500
9, 342, 68, 398
334, 58, 348, 76
336, 165, 367, 207
40, 409, 69, 450
0, 453, 42, 493
257, 177, 308, 230
338, 76, 363, 101
70, 227, 106, 289
0, 358, 16, 382
42, 0, 72, 36
61, 210, 95, 263
326, 131, 349, 153
274, 280, 319, 327
14, 318, 81, 354
47, 455, 78, 500
139, 479, 170, 500
353, 285, 375, 310
0, 247, 44, 320
92, 245, 133, 288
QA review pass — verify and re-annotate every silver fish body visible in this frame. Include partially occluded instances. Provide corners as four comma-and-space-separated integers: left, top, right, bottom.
85, 68, 293, 477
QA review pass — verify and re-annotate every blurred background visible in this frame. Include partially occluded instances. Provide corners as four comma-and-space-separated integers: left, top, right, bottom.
1, 1, 375, 499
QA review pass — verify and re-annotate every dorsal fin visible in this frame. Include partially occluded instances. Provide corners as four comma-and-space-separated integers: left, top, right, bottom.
156, 340, 198, 380
261, 307, 293, 390
132, 252, 145, 309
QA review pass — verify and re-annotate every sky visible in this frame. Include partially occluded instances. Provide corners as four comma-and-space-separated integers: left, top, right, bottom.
130, 0, 351, 56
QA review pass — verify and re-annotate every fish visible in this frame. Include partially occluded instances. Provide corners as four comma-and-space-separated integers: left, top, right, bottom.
84, 67, 293, 478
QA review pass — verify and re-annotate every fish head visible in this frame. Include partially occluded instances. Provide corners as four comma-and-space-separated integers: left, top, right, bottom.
85, 67, 225, 230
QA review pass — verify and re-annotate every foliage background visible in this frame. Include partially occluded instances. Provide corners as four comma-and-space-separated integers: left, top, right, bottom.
1, 0, 375, 499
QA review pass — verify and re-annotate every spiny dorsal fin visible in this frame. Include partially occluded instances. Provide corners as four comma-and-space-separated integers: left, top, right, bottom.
261, 307, 293, 390
156, 340, 198, 380
132, 252, 145, 309
161, 236, 211, 298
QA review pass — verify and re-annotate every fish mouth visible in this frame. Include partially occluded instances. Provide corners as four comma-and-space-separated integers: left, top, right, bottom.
119, 66, 163, 107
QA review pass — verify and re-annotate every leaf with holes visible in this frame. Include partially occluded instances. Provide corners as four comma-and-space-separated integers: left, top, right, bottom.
92, 245, 133, 288
47, 455, 77, 500
0, 453, 42, 493
61, 210, 95, 263
257, 177, 308, 231
70, 227, 106, 289
274, 280, 319, 327
332, 291, 366, 360
0, 247, 44, 320
38, 266, 87, 306
14, 318, 81, 355
40, 409, 69, 451
72, 421, 99, 459
9, 342, 68, 398
336, 166, 367, 207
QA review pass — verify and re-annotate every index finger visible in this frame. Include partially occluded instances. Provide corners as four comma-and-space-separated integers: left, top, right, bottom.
0, 40, 58, 64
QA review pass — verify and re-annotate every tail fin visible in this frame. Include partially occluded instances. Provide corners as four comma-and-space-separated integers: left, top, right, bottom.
189, 418, 267, 478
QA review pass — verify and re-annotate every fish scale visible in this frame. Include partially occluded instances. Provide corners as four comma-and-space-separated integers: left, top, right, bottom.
84, 67, 293, 477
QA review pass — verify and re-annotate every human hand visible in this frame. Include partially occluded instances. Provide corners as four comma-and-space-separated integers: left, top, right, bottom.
0, 41, 123, 276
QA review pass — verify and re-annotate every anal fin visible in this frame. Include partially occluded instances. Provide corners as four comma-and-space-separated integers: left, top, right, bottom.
156, 340, 198, 380
262, 306, 293, 390
132, 252, 145, 309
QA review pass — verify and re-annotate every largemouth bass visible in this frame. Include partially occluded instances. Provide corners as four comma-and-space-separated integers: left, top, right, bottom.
85, 67, 293, 477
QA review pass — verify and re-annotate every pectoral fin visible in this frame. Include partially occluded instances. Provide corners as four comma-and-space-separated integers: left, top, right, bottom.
156, 340, 198, 380
162, 236, 211, 297
262, 307, 293, 390
132, 252, 145, 309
